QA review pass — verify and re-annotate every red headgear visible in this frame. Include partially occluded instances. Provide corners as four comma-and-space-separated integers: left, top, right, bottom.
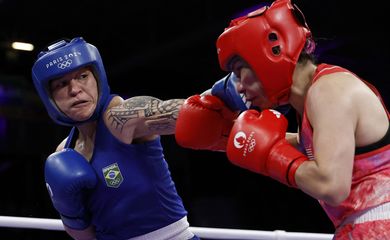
216, 0, 314, 105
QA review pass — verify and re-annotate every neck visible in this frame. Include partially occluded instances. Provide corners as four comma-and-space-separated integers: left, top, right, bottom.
75, 121, 97, 160
77, 121, 97, 143
289, 61, 317, 116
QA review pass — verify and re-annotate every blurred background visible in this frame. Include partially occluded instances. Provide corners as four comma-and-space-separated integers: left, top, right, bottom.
0, 0, 388, 239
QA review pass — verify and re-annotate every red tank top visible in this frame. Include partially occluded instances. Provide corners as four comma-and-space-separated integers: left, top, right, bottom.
300, 64, 390, 227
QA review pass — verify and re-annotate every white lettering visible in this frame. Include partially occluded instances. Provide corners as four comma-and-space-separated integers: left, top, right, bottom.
44, 51, 82, 69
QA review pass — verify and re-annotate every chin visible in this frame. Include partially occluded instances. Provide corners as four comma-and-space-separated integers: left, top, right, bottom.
72, 113, 94, 122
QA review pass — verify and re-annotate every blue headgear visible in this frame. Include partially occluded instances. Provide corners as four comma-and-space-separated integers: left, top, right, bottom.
32, 37, 110, 126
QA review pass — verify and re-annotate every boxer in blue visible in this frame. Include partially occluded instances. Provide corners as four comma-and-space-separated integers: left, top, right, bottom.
31, 37, 202, 240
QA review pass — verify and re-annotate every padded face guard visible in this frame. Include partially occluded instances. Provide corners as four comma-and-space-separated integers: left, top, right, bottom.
217, 0, 313, 105
32, 37, 110, 126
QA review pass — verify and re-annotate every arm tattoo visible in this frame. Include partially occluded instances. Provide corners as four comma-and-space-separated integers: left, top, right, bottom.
146, 98, 184, 132
108, 96, 184, 132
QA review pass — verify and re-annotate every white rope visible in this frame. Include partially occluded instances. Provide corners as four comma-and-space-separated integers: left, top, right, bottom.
0, 216, 63, 231
0, 216, 334, 240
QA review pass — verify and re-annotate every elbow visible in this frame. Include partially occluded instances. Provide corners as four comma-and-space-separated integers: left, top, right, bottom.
296, 161, 352, 206
318, 180, 351, 206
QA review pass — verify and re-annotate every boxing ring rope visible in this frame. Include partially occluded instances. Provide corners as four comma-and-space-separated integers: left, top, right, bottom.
0, 215, 334, 240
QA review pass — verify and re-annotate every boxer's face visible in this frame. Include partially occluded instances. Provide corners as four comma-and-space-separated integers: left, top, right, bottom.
231, 58, 273, 110
49, 66, 98, 122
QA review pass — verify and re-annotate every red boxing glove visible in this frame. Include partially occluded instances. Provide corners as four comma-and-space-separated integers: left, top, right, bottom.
227, 109, 307, 187
175, 95, 238, 151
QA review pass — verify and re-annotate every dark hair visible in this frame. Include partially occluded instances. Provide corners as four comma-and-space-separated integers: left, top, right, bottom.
298, 39, 317, 64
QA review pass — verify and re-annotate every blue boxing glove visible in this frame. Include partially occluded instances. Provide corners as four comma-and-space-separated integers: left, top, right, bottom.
211, 72, 250, 112
45, 148, 97, 230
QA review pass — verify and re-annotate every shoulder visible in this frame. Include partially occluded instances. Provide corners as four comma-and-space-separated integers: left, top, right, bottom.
307, 71, 362, 106
106, 95, 124, 110
305, 71, 362, 127
103, 95, 152, 144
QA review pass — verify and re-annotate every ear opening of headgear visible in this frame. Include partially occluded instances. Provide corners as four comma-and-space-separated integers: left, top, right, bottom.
216, 0, 313, 106
31, 37, 110, 126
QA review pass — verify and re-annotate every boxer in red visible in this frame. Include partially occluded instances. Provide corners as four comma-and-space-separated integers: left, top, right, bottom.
175, 0, 390, 239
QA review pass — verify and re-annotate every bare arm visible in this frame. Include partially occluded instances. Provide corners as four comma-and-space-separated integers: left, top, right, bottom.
105, 96, 184, 143
295, 73, 357, 206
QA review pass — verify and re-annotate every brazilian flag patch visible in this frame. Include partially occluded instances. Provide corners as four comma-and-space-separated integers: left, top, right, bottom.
102, 163, 123, 188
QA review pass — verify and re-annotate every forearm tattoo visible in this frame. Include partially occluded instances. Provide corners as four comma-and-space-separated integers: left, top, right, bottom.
108, 96, 184, 132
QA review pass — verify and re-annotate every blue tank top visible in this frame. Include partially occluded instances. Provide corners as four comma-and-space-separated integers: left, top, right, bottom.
65, 95, 187, 240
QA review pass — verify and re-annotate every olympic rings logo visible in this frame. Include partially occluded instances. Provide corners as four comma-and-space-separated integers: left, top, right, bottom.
110, 179, 121, 185
57, 59, 72, 69
247, 138, 256, 152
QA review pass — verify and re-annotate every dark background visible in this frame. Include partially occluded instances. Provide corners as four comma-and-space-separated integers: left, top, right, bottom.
0, 0, 388, 239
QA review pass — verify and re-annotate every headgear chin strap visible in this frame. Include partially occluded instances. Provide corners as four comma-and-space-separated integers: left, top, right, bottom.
32, 37, 110, 126
217, 0, 314, 106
